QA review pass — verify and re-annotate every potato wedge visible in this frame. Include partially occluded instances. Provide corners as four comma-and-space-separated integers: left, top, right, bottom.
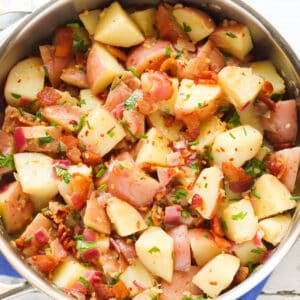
130, 8, 157, 37
79, 89, 103, 113
94, 2, 144, 47
79, 9, 101, 35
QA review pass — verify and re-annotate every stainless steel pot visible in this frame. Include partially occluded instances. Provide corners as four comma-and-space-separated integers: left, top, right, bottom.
0, 0, 299, 299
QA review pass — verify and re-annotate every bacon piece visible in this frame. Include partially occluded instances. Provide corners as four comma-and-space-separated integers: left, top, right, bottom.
30, 254, 58, 273
121, 71, 141, 90
50, 238, 68, 260
61, 66, 89, 88
60, 135, 82, 163
211, 215, 225, 237
222, 162, 254, 193
113, 238, 137, 264
37, 87, 62, 107
55, 27, 73, 57
69, 173, 91, 210
0, 130, 14, 154
265, 154, 287, 179
82, 150, 102, 166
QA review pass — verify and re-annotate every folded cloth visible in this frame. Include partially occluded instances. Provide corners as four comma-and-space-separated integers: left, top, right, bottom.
0, 252, 268, 299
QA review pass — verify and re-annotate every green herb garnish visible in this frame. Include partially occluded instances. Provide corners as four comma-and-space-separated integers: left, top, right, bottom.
96, 164, 106, 178
38, 135, 54, 146
228, 111, 241, 127
183, 22, 192, 32
97, 183, 107, 191
76, 240, 97, 251
148, 246, 160, 254
110, 79, 122, 90
55, 167, 71, 184
11, 92, 21, 99
124, 91, 140, 111
67, 22, 81, 29
226, 32, 237, 38
245, 158, 265, 178
166, 45, 171, 58
128, 66, 140, 78
250, 248, 266, 254
0, 154, 14, 169
231, 211, 248, 221
189, 163, 199, 172
175, 188, 188, 199
79, 276, 90, 287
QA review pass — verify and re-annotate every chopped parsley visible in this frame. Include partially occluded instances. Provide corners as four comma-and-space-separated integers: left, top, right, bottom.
38, 135, 54, 146
251, 186, 261, 199
55, 167, 71, 184
290, 195, 300, 201
203, 145, 213, 161
146, 215, 154, 226
181, 209, 191, 218
231, 211, 248, 221
128, 66, 140, 78
32, 110, 41, 121
76, 240, 97, 251
11, 92, 21, 99
124, 91, 140, 111
218, 106, 230, 113
79, 276, 90, 287
183, 93, 191, 101
203, 232, 210, 239
175, 188, 188, 199
166, 45, 171, 58
67, 22, 81, 29
25, 236, 33, 243
43, 66, 49, 78
96, 164, 106, 178
175, 50, 183, 59
188, 140, 199, 146
148, 246, 160, 254
204, 182, 208, 189
182, 22, 192, 32
106, 126, 116, 138
73, 234, 84, 240
72, 34, 89, 52
79, 99, 86, 106
189, 163, 199, 172
229, 132, 236, 139
244, 158, 265, 178
110, 79, 122, 90
228, 111, 241, 127
97, 183, 107, 191
17, 107, 24, 116
0, 154, 14, 169
243, 127, 248, 136
250, 248, 266, 254
247, 261, 254, 273
221, 219, 228, 232
139, 134, 148, 139
72, 115, 86, 132
226, 32, 237, 38
198, 102, 204, 109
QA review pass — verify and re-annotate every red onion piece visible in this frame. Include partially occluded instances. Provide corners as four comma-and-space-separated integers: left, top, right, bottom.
53, 159, 71, 169
164, 205, 182, 224
84, 270, 103, 285
133, 280, 146, 291
262, 250, 273, 262
14, 127, 27, 152
83, 229, 97, 242
34, 229, 48, 246
81, 248, 100, 262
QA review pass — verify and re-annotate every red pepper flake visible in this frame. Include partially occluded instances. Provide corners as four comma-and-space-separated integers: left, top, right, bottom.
209, 281, 218, 286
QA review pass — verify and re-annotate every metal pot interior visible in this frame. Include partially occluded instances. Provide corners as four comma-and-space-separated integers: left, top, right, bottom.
0, 0, 299, 299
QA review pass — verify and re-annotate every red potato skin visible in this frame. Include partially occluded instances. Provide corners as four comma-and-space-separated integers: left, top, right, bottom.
0, 130, 14, 154
160, 266, 202, 300
21, 213, 52, 239
60, 66, 89, 89
168, 224, 191, 272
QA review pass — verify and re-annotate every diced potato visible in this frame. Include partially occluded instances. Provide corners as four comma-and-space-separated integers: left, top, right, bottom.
148, 111, 183, 141
210, 23, 253, 59
212, 125, 263, 167
259, 214, 292, 246
238, 103, 263, 133
255, 144, 272, 161
159, 78, 179, 115
94, 2, 144, 47
0, 181, 34, 234
106, 197, 147, 237
78, 107, 126, 157
251, 174, 297, 219
221, 199, 258, 243
192, 254, 240, 298
135, 226, 174, 282
120, 260, 156, 297
130, 8, 157, 37
188, 229, 222, 267
232, 239, 267, 266
56, 90, 79, 106
79, 89, 102, 112
195, 116, 226, 153
4, 57, 44, 107
86, 42, 124, 94
79, 9, 101, 35
173, 6, 215, 43
135, 127, 173, 167
218, 66, 263, 109
175, 79, 221, 118
14, 153, 58, 210
250, 60, 285, 96
21, 213, 52, 238
53, 258, 88, 288
132, 288, 161, 300
189, 166, 223, 219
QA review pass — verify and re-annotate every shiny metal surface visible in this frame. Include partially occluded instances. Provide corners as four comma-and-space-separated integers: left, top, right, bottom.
0, 0, 299, 299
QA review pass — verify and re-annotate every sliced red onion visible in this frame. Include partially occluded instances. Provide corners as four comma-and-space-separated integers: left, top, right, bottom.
133, 280, 146, 291
53, 159, 71, 169
164, 205, 182, 224
14, 127, 27, 152
83, 229, 97, 242
84, 270, 103, 285
262, 250, 273, 262
81, 248, 100, 262
190, 194, 203, 209
34, 229, 48, 246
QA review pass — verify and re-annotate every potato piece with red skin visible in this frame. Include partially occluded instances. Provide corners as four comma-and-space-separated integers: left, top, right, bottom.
0, 181, 34, 234
60, 66, 89, 89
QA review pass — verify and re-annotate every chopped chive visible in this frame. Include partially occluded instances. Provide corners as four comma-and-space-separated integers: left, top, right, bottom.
110, 79, 122, 90
55, 167, 71, 184
25, 236, 33, 243
129, 66, 140, 78
139, 134, 148, 139
221, 219, 228, 232
226, 32, 237, 38
228, 111, 241, 127
79, 276, 90, 287
203, 232, 210, 239
0, 154, 14, 169
124, 91, 140, 111
251, 187, 261, 199
38, 135, 54, 146
67, 22, 81, 29
188, 140, 199, 146
98, 183, 107, 191
79, 99, 86, 106
106, 126, 116, 138
175, 188, 188, 199
43, 66, 49, 78
231, 211, 248, 221
11, 92, 21, 99
73, 234, 84, 240
290, 195, 300, 201
229, 132, 236, 139
76, 240, 97, 251
148, 246, 160, 254
250, 247, 266, 254
181, 209, 191, 218
17, 107, 24, 116
243, 127, 248, 136
175, 50, 183, 59
204, 182, 208, 189
72, 115, 86, 132
189, 163, 199, 172
198, 102, 204, 109
96, 164, 106, 178
183, 22, 192, 32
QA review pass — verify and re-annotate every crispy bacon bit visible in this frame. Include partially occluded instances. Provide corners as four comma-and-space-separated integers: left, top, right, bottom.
151, 204, 164, 226
234, 266, 249, 284
60, 135, 82, 163
30, 254, 58, 273
191, 194, 204, 210
222, 162, 254, 193
37, 87, 62, 107
257, 94, 276, 111
111, 281, 130, 300
265, 154, 287, 179
211, 215, 225, 237
55, 27, 73, 57
70, 173, 91, 210
82, 150, 102, 165
212, 233, 232, 250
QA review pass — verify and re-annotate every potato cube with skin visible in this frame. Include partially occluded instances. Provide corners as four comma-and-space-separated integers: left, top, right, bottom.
195, 116, 226, 153
4, 57, 44, 107
232, 239, 267, 266
135, 226, 174, 282
119, 260, 156, 297
135, 127, 173, 167
218, 66, 263, 110
212, 125, 263, 168
250, 60, 285, 96
189, 166, 223, 219
210, 23, 253, 59
79, 89, 103, 113
94, 2, 144, 47
0, 181, 34, 234
192, 254, 240, 298
14, 153, 58, 210
78, 107, 126, 157
159, 78, 179, 116
222, 199, 258, 243
130, 8, 157, 37
238, 103, 263, 133
106, 197, 147, 237
175, 79, 222, 118
188, 229, 222, 267
259, 214, 292, 246
86, 42, 124, 94
251, 174, 297, 219
172, 6, 215, 43
79, 9, 101, 35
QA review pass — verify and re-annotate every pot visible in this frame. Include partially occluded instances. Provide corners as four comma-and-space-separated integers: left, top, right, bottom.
0, 0, 299, 299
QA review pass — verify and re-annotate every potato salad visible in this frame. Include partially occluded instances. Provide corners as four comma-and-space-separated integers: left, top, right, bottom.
0, 1, 299, 299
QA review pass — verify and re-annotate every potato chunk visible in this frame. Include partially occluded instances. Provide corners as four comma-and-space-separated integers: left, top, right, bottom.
130, 8, 157, 37
4, 57, 44, 107
218, 66, 263, 110
251, 174, 297, 219
210, 23, 253, 59
212, 125, 263, 167
259, 214, 292, 246
94, 2, 144, 47
135, 226, 174, 282
79, 9, 101, 35
173, 6, 215, 43
192, 254, 240, 298
79, 89, 103, 113
78, 107, 125, 157
222, 199, 258, 243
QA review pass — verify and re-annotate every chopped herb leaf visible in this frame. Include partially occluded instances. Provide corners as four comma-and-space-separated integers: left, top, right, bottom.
38, 135, 54, 146
55, 167, 71, 184
98, 183, 107, 191
139, 134, 148, 139
32, 110, 41, 121
79, 99, 86, 106
124, 91, 140, 111
96, 164, 106, 178
166, 45, 171, 58
247, 261, 254, 273
181, 296, 193, 300
226, 32, 237, 38
188, 140, 199, 146
183, 93, 191, 101
11, 92, 21, 99
79, 276, 90, 287
290, 195, 300, 201
129, 66, 140, 78
175, 50, 183, 59
182, 22, 192, 32
148, 246, 160, 254
203, 232, 210, 239
251, 187, 261, 199
51, 121, 58, 127
17, 107, 24, 116
44, 247, 52, 253
25, 236, 33, 243
73, 234, 84, 240
243, 127, 248, 136
67, 22, 81, 29
76, 240, 97, 251
181, 209, 191, 218
250, 247, 266, 254
218, 106, 230, 113
109, 277, 119, 287
151, 297, 158, 300
189, 163, 199, 172
72, 115, 86, 132
146, 215, 153, 226
228, 111, 241, 127
117, 118, 138, 140
175, 188, 188, 199
222, 52, 231, 61
221, 219, 228, 232
229, 132, 236, 139
198, 102, 204, 109
0, 154, 14, 169
203, 145, 213, 161
231, 211, 248, 221
72, 34, 89, 52
204, 182, 208, 189
43, 66, 49, 78
111, 79, 122, 90
245, 158, 265, 178
271, 93, 281, 101
106, 126, 116, 138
